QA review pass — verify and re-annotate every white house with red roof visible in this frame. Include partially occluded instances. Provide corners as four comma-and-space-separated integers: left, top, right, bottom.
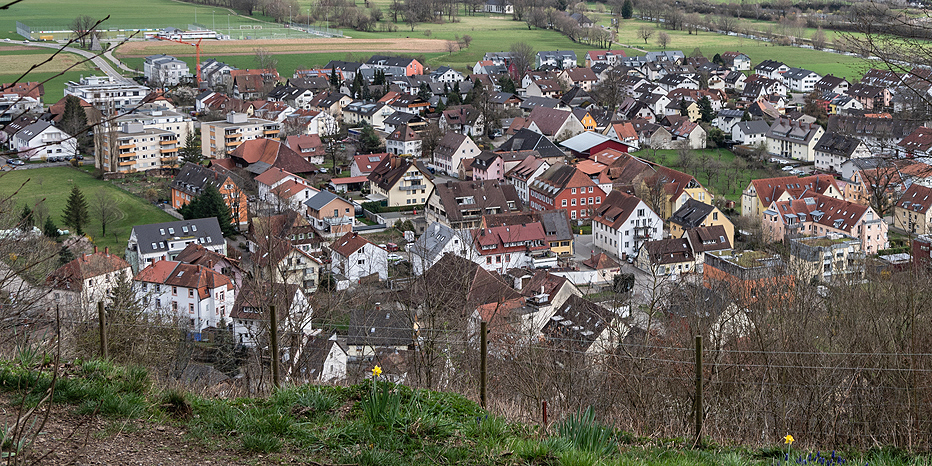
898, 126, 932, 158
134, 260, 235, 333
330, 232, 388, 284
505, 155, 550, 203
256, 168, 309, 202
285, 134, 324, 164
472, 223, 550, 273
47, 247, 132, 317
741, 174, 842, 219
585, 50, 627, 67
592, 191, 663, 261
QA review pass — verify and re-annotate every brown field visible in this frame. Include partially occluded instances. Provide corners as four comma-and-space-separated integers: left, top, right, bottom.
116, 37, 450, 57
1, 53, 83, 73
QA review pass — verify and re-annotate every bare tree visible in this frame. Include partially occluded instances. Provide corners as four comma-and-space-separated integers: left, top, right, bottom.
91, 187, 121, 237
70, 15, 99, 49
811, 26, 827, 50
509, 41, 535, 75
254, 48, 279, 74
657, 31, 670, 49
637, 25, 655, 44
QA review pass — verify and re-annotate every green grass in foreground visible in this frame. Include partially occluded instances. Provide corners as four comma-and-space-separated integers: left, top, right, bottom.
0, 166, 175, 256
0, 357, 929, 465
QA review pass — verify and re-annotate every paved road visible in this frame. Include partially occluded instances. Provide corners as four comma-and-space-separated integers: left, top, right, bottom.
17, 40, 132, 83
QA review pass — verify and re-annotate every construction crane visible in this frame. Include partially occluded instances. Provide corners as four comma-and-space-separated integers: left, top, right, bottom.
156, 36, 203, 86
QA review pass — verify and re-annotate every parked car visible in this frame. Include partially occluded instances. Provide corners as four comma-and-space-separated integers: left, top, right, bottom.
6, 159, 24, 166
386, 242, 399, 252
781, 165, 795, 171
387, 253, 403, 262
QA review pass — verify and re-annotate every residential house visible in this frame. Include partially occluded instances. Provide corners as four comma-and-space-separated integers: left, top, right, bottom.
525, 79, 563, 99
765, 116, 825, 162
592, 190, 663, 261
668, 119, 707, 150
175, 243, 245, 291
471, 151, 505, 181
308, 91, 353, 120
763, 194, 889, 254
603, 122, 640, 149
304, 190, 355, 237
385, 124, 422, 157
848, 83, 891, 111
713, 108, 746, 134
231, 69, 280, 100
484, 0, 513, 13
343, 101, 393, 130
440, 105, 485, 137
10, 119, 76, 161
433, 132, 479, 177
721, 52, 751, 71
528, 163, 605, 221
255, 167, 311, 204
294, 335, 348, 382
585, 50, 627, 67
753, 60, 789, 81
894, 183, 932, 235
636, 237, 696, 276
813, 132, 871, 174
898, 126, 932, 158
782, 67, 821, 93
368, 154, 435, 207
630, 118, 673, 149
230, 283, 313, 348
482, 209, 575, 257
668, 198, 735, 246
200, 112, 281, 158
94, 104, 194, 172
134, 260, 235, 333
125, 218, 226, 273
827, 114, 923, 156
731, 120, 771, 146
346, 306, 412, 360
472, 223, 551, 273
536, 51, 578, 70
558, 68, 598, 92
64, 75, 149, 112
429, 66, 464, 83
144, 54, 191, 86
330, 232, 388, 283
170, 163, 249, 230
540, 295, 618, 355
497, 128, 567, 160
505, 155, 551, 204
47, 247, 132, 318
425, 179, 523, 229
598, 150, 711, 219
685, 225, 732, 273
410, 222, 474, 275
253, 236, 323, 292
351, 152, 389, 177
285, 134, 325, 164
789, 235, 864, 283
228, 138, 317, 176
741, 174, 842, 219
524, 106, 585, 141
366, 55, 424, 77
815, 74, 849, 95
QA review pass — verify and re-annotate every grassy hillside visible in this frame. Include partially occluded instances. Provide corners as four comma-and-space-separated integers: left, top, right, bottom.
0, 166, 176, 255
0, 357, 927, 465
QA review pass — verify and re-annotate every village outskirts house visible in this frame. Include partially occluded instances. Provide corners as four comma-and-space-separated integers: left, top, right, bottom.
367, 154, 435, 207
592, 190, 663, 261
330, 232, 389, 284
813, 132, 871, 174
134, 260, 235, 333
528, 163, 605, 221
47, 247, 133, 319
433, 132, 480, 177
230, 283, 315, 348
124, 218, 226, 274
762, 194, 889, 254
765, 116, 825, 162
385, 124, 422, 158
170, 163, 249, 231
668, 198, 735, 247
894, 183, 932, 235
304, 190, 356, 237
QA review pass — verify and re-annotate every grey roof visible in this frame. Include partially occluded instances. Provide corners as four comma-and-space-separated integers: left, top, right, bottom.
668, 198, 716, 229
814, 132, 863, 157
347, 308, 412, 348
498, 128, 565, 159
130, 218, 224, 256
170, 163, 233, 195
541, 294, 613, 351
412, 222, 468, 263
304, 190, 343, 211
716, 109, 745, 119
783, 67, 818, 80
734, 120, 771, 135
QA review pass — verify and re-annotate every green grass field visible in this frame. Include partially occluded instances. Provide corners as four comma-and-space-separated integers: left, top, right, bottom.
0, 166, 175, 256
634, 147, 775, 203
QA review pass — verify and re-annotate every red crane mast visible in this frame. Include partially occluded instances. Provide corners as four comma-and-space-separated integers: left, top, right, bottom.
156, 36, 203, 85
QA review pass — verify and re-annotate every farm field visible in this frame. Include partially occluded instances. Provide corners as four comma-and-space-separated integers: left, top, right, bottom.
0, 167, 176, 256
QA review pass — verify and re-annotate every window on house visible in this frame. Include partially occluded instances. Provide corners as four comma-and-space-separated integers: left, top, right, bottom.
189, 303, 194, 314
562, 199, 567, 207
358, 259, 365, 264
188, 289, 194, 298
172, 286, 177, 295
571, 198, 577, 206
572, 188, 577, 194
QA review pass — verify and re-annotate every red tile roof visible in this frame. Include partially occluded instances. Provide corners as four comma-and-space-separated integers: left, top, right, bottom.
230, 138, 317, 174
750, 175, 839, 206
896, 183, 932, 214
331, 232, 374, 257
135, 261, 232, 299
47, 251, 130, 291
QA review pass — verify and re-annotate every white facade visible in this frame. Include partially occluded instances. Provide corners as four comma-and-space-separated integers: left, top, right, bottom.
435, 134, 480, 177
783, 68, 822, 93
200, 112, 281, 158
64, 75, 150, 111
10, 120, 76, 161
593, 199, 663, 260
232, 288, 313, 348
386, 136, 421, 158
135, 263, 235, 333
144, 54, 192, 86
331, 242, 388, 282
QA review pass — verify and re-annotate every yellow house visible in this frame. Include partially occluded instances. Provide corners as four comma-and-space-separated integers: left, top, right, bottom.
894, 183, 932, 235
367, 154, 435, 207
668, 198, 735, 246
572, 108, 598, 131
481, 209, 575, 256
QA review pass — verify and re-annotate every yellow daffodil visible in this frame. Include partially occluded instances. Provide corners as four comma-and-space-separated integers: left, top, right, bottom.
372, 365, 382, 378
784, 434, 795, 445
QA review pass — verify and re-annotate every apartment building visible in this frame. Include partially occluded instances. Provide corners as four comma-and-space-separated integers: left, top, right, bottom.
95, 105, 194, 172
64, 75, 150, 111
200, 112, 281, 158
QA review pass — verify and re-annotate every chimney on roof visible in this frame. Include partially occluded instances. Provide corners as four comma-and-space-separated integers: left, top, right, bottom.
353, 232, 359, 238
94, 246, 98, 254
105, 247, 109, 255
208, 260, 213, 268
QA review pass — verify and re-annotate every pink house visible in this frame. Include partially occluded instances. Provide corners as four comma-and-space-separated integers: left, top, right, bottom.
762, 193, 888, 254
471, 151, 505, 181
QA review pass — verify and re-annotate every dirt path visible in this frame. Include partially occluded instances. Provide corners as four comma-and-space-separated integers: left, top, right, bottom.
116, 37, 449, 58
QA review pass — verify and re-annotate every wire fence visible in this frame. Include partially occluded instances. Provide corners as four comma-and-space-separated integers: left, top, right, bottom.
10, 306, 932, 451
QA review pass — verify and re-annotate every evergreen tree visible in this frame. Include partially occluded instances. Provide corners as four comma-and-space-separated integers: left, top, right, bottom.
435, 98, 447, 112
373, 69, 386, 85
698, 96, 714, 123
498, 75, 517, 94
351, 72, 364, 99
179, 184, 237, 237
329, 67, 340, 88
712, 53, 723, 65
448, 81, 463, 106
59, 95, 87, 137
621, 0, 634, 19
19, 205, 33, 228
180, 130, 203, 165
418, 82, 432, 101
362, 82, 372, 101
61, 185, 89, 235
679, 99, 690, 117
357, 122, 384, 154
43, 216, 60, 239
58, 244, 74, 267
